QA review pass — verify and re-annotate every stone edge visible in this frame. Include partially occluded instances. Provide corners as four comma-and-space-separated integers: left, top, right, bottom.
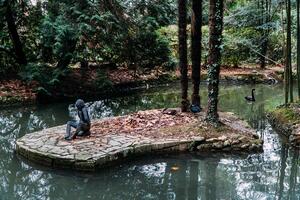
16, 135, 263, 172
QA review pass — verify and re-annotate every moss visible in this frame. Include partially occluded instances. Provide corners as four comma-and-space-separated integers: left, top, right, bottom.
271, 107, 300, 124
253, 139, 263, 145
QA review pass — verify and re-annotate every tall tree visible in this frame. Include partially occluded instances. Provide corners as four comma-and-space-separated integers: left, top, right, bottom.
282, 0, 289, 106
4, 0, 27, 66
297, 0, 300, 99
191, 0, 202, 107
258, 0, 272, 69
286, 0, 293, 102
206, 0, 224, 125
178, 0, 189, 112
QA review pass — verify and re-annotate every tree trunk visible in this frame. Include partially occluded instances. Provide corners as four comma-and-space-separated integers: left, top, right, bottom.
206, 0, 224, 125
259, 38, 268, 69
287, 0, 293, 102
259, 0, 266, 69
4, 0, 27, 66
297, 0, 300, 99
282, 0, 288, 106
259, 0, 271, 69
178, 0, 189, 112
191, 0, 202, 107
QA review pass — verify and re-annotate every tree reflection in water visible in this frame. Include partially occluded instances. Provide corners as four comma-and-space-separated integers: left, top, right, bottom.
1, 84, 300, 199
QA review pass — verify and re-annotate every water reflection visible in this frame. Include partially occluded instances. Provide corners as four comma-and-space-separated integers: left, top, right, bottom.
0, 83, 300, 199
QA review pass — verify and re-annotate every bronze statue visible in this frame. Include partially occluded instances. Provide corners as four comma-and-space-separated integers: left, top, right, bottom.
65, 99, 91, 140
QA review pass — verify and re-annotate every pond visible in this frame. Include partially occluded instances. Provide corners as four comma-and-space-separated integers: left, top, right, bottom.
0, 83, 298, 200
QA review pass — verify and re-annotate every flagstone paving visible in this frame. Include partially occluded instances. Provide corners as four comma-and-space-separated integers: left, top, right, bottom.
16, 111, 263, 171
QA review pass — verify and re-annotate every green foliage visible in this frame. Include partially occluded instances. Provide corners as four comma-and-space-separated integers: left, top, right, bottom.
123, 0, 177, 27
127, 30, 172, 70
19, 63, 66, 95
3, 0, 297, 86
222, 28, 259, 66
1, 0, 178, 77
157, 25, 179, 61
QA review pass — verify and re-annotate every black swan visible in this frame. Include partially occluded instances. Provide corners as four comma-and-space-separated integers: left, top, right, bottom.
190, 104, 201, 113
245, 89, 255, 101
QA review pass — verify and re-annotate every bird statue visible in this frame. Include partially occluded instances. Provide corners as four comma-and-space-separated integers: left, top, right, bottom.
245, 89, 255, 102
190, 104, 201, 113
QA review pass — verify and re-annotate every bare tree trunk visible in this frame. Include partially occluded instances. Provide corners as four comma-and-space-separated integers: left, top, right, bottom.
191, 0, 202, 107
4, 0, 27, 66
260, 38, 268, 69
206, 0, 224, 125
282, 0, 289, 106
259, 0, 271, 69
286, 0, 293, 102
178, 0, 189, 112
259, 0, 266, 69
297, 0, 300, 99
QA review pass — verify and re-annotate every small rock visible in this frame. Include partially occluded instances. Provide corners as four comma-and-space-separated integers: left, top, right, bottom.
239, 136, 247, 142
218, 136, 227, 141
212, 142, 223, 149
224, 140, 231, 147
197, 144, 212, 150
231, 140, 240, 145
206, 138, 219, 143
241, 144, 250, 149
237, 76, 244, 81
193, 137, 205, 142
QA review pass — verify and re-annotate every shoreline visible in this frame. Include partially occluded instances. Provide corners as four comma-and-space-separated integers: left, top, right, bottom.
1, 67, 281, 107
267, 103, 300, 146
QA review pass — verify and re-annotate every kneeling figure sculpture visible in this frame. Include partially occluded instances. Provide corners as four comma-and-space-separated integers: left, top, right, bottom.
65, 99, 91, 140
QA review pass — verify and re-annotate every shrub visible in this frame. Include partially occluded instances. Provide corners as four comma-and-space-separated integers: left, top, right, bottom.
19, 63, 66, 95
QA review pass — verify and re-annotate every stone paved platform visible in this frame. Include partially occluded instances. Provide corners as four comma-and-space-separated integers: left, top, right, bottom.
16, 125, 208, 171
16, 112, 264, 171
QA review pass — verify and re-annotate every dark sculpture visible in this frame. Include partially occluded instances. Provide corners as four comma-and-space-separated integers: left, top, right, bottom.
65, 99, 91, 140
245, 89, 256, 102
190, 104, 201, 113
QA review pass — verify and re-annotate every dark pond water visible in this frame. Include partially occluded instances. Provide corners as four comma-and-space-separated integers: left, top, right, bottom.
0, 83, 298, 200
